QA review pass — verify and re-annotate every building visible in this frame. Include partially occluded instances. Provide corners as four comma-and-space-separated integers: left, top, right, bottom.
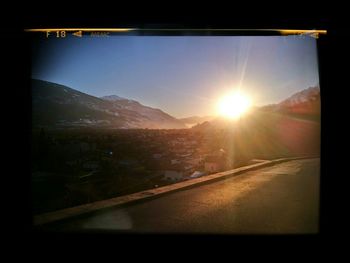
163, 170, 183, 182
204, 155, 226, 173
186, 157, 203, 166
171, 159, 181, 165
190, 171, 206, 178
152, 153, 163, 159
204, 162, 222, 173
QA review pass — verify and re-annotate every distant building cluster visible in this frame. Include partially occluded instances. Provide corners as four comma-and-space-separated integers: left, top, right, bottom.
32, 128, 233, 214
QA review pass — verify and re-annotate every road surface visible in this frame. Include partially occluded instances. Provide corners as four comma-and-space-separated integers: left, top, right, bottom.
39, 158, 320, 234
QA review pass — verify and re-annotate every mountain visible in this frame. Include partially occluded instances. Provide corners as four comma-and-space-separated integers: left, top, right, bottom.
194, 85, 321, 131
32, 79, 186, 129
191, 86, 321, 159
260, 85, 320, 120
279, 86, 320, 107
101, 95, 127, 101
179, 115, 215, 127
99, 95, 186, 129
278, 86, 320, 115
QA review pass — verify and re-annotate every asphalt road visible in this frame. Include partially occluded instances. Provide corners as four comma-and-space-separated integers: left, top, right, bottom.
41, 158, 320, 234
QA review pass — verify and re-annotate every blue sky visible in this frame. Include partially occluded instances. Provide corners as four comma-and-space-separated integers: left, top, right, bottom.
32, 35, 319, 118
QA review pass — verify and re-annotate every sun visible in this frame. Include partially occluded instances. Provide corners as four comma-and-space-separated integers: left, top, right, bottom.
217, 91, 252, 119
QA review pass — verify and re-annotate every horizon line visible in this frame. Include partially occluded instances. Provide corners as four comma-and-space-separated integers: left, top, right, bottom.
31, 78, 319, 119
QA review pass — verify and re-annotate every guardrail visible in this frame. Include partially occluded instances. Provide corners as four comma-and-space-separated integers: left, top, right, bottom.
33, 155, 319, 226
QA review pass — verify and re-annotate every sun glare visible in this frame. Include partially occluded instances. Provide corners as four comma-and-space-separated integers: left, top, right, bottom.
217, 91, 252, 119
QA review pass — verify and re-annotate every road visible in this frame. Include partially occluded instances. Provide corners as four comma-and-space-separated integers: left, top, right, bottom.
40, 158, 319, 234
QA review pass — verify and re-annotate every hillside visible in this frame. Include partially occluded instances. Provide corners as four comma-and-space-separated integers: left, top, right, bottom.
32, 79, 186, 129
192, 86, 321, 162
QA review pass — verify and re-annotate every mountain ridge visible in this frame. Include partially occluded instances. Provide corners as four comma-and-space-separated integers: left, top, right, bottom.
32, 79, 186, 129
191, 85, 320, 130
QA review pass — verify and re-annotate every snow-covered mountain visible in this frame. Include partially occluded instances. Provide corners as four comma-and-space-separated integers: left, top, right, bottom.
191, 86, 321, 158
193, 85, 321, 133
32, 79, 186, 129
279, 86, 320, 108
259, 85, 320, 116
101, 95, 128, 101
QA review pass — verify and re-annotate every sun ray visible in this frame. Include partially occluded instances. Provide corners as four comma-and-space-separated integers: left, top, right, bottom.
217, 90, 252, 119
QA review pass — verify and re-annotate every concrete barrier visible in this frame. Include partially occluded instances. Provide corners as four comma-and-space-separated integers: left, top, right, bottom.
33, 155, 319, 226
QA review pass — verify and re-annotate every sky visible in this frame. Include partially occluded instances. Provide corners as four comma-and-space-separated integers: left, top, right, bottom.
32, 35, 319, 118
